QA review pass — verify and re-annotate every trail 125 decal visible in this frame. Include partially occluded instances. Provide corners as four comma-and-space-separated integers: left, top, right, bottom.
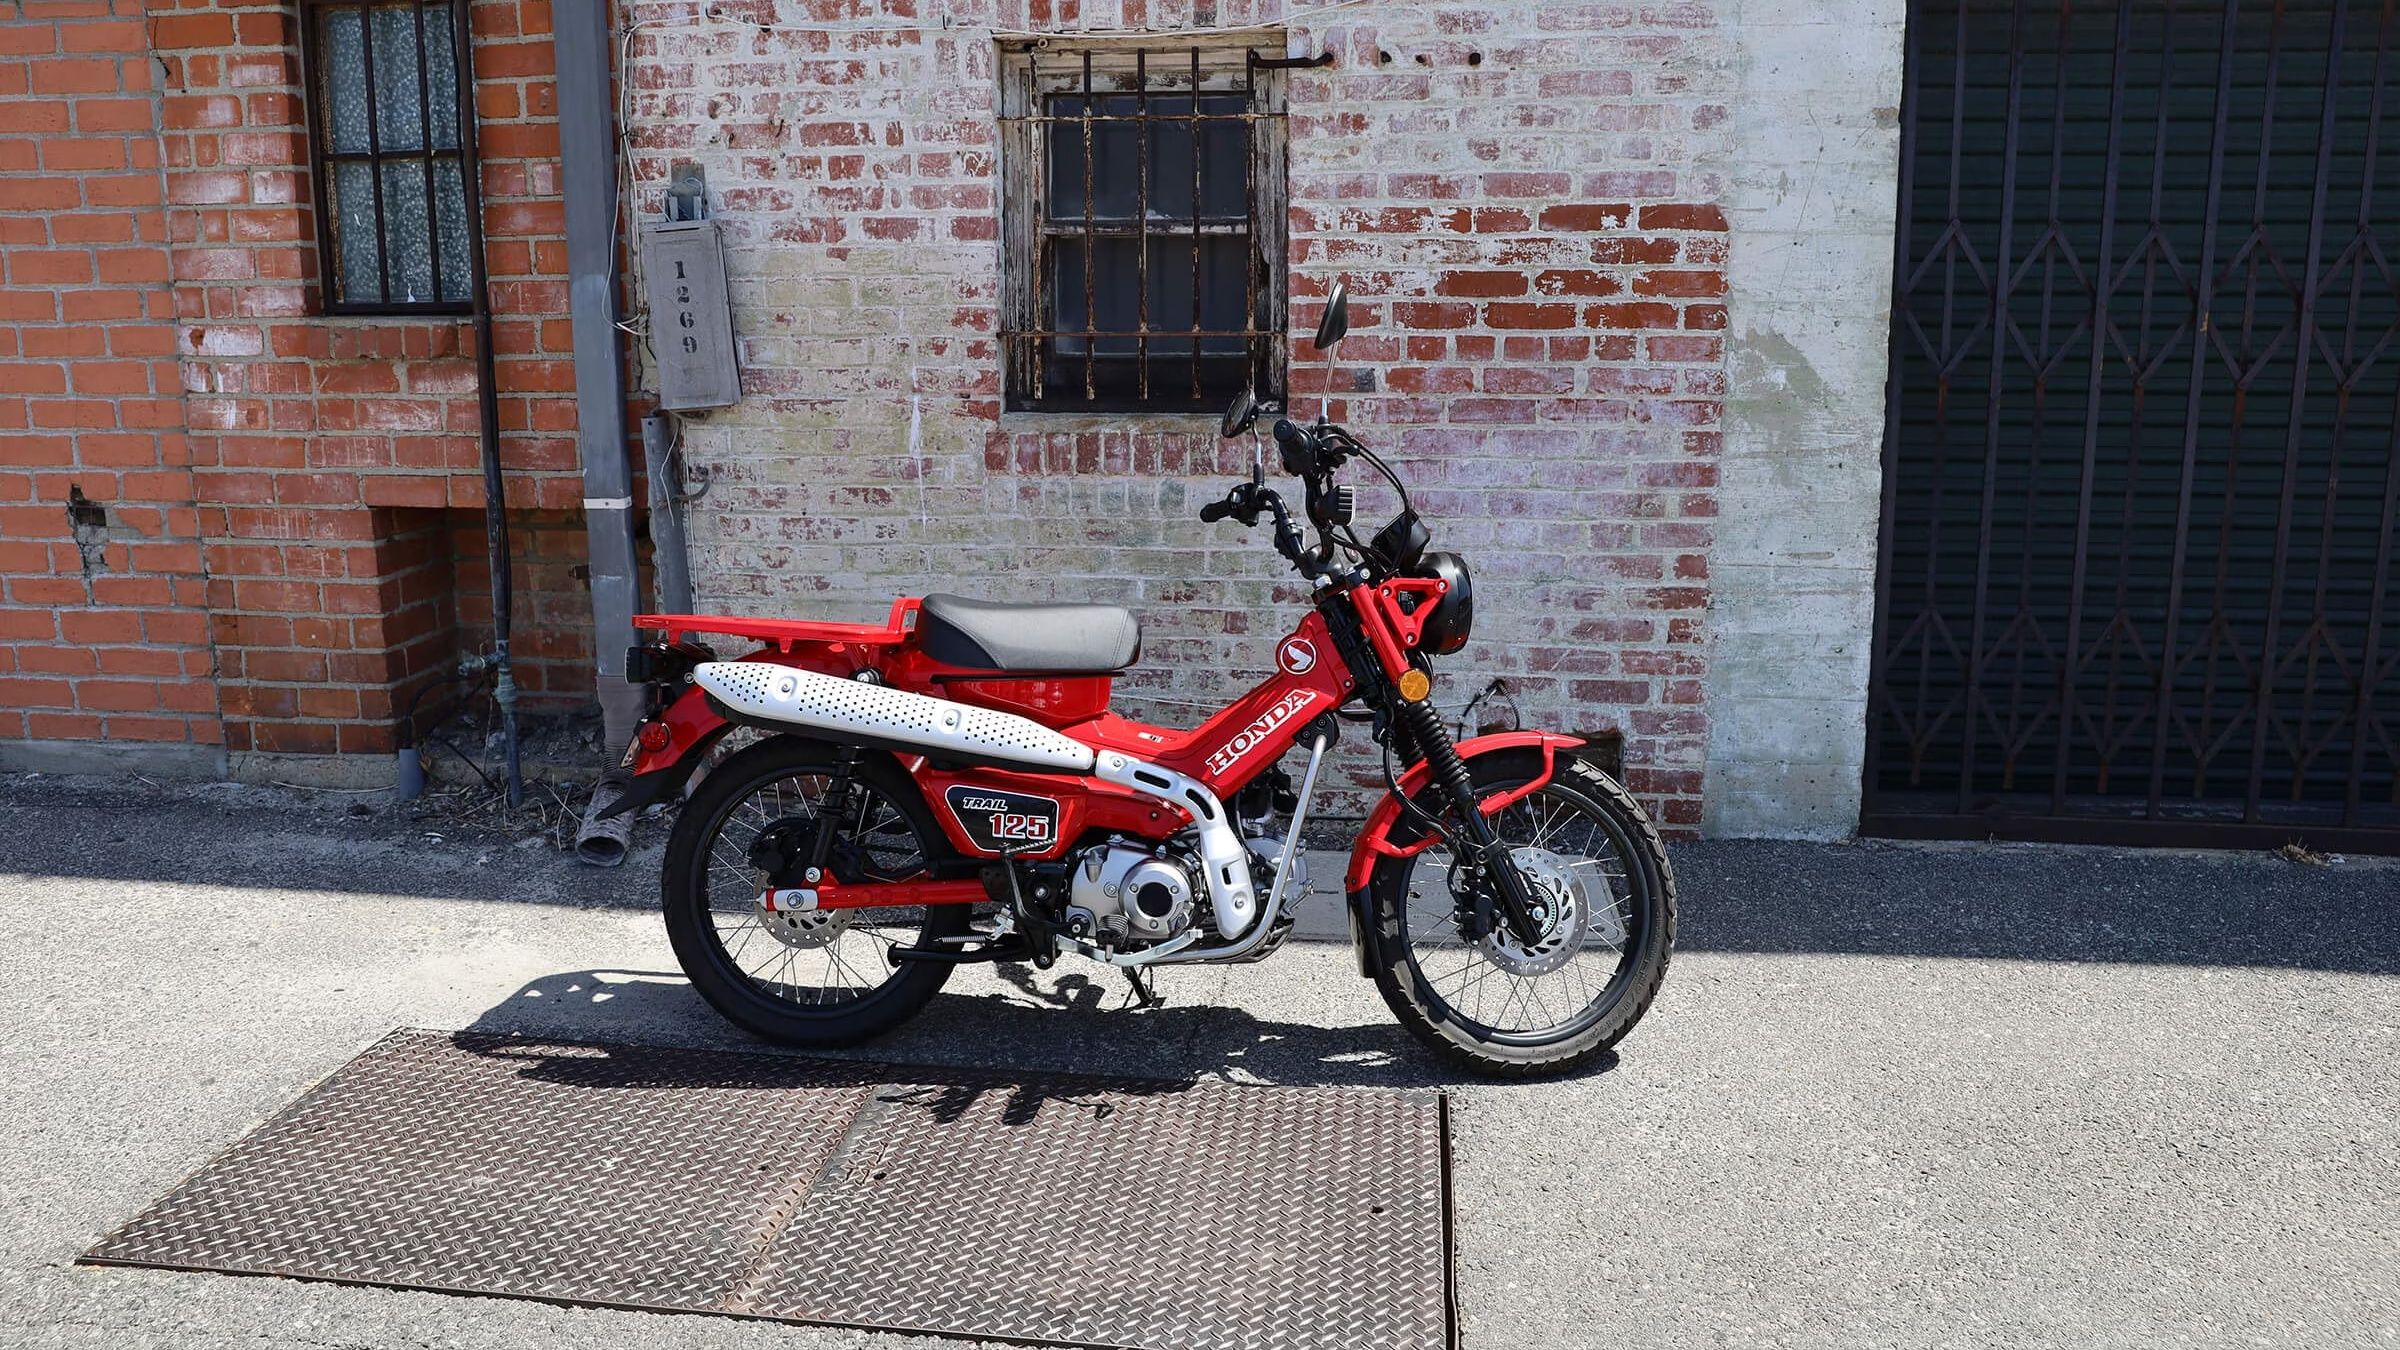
941, 785, 1062, 854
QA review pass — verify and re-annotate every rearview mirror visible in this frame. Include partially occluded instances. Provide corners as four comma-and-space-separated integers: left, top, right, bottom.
1220, 387, 1257, 439
1311, 282, 1349, 352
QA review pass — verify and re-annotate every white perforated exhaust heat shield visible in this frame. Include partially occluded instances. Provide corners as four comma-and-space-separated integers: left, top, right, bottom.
693, 662, 1099, 774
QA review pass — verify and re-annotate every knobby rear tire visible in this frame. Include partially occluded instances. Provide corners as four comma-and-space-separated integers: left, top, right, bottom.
1364, 755, 1675, 1078
662, 735, 969, 1047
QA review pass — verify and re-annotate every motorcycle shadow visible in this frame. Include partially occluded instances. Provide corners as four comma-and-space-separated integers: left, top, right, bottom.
461, 964, 1604, 1091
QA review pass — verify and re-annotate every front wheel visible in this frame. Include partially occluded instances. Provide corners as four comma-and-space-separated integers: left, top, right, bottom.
1364, 754, 1674, 1077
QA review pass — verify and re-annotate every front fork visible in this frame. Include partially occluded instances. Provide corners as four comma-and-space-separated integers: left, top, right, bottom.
1390, 697, 1547, 947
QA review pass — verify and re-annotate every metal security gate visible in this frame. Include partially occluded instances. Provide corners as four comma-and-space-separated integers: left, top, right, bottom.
1869, 0, 2400, 851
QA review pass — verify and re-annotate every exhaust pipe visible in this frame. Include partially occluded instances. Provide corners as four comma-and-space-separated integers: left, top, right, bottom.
692, 662, 1098, 774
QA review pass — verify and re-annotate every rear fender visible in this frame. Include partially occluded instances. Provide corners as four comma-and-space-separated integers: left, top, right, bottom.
593, 684, 732, 820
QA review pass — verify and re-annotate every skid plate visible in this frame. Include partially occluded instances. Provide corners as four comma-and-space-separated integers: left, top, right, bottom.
83, 1029, 1453, 1350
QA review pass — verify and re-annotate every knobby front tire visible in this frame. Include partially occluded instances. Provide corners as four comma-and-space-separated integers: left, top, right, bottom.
1364, 755, 1675, 1077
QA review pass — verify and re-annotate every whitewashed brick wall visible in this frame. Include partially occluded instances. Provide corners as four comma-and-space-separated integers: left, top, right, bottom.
624, 0, 1740, 828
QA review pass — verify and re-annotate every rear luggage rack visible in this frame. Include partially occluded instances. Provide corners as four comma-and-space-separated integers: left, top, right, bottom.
633, 597, 921, 652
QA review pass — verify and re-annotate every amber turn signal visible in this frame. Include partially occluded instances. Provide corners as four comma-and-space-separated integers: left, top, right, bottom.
1397, 669, 1431, 702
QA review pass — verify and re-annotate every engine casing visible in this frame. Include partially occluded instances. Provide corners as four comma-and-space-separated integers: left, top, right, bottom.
1067, 842, 1197, 942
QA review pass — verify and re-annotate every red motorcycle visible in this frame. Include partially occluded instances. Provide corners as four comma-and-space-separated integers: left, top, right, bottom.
609, 286, 1673, 1075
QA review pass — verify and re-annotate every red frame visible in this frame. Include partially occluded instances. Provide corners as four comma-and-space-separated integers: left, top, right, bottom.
623, 581, 1538, 908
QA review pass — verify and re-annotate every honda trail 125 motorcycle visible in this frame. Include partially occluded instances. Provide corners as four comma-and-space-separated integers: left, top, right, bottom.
607, 284, 1674, 1075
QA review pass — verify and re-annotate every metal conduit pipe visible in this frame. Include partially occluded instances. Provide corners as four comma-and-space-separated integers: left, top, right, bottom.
452, 0, 522, 808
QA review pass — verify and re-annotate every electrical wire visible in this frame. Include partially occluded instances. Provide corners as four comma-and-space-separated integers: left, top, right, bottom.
405, 667, 499, 791
624, 0, 1383, 39
1381, 726, 1454, 843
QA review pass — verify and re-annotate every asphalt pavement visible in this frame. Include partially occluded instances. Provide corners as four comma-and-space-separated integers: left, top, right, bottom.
0, 771, 2392, 1349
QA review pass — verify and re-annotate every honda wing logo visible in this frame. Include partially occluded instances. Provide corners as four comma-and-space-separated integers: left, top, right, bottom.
1277, 637, 1317, 674
1205, 690, 1317, 777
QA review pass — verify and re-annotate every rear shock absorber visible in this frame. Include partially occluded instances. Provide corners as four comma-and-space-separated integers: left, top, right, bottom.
1393, 695, 1544, 945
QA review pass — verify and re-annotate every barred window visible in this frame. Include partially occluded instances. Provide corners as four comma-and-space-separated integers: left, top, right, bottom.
999, 43, 1289, 413
301, 0, 478, 314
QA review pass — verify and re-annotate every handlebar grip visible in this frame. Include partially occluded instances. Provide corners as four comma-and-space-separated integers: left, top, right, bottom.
1272, 418, 1318, 476
1199, 498, 1235, 524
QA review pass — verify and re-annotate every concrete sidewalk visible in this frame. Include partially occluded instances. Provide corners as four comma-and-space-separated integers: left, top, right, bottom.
0, 772, 2393, 1349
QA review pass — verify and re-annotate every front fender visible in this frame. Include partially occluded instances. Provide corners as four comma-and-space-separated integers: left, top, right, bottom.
1342, 731, 1585, 894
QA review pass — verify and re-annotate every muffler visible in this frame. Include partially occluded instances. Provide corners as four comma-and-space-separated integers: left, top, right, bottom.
692, 662, 1098, 774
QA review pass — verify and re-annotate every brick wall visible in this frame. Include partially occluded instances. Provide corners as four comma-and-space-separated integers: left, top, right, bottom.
2, 0, 597, 780
0, 0, 223, 762
155, 0, 590, 764
626, 0, 1729, 828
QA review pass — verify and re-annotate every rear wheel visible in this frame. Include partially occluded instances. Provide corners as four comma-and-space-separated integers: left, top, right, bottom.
662, 735, 969, 1046
1365, 755, 1674, 1077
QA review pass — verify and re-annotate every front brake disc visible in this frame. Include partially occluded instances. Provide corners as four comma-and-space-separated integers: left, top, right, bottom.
1475, 846, 1589, 976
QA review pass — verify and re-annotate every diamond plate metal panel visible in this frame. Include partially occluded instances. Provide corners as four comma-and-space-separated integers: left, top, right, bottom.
83, 1030, 879, 1309
751, 1076, 1452, 1350
82, 1029, 1453, 1350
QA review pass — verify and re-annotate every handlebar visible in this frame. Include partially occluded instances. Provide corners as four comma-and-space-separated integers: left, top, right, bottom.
1200, 480, 1344, 582
1202, 416, 1391, 585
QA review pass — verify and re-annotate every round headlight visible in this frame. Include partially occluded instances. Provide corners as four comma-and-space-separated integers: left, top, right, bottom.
1416, 552, 1473, 655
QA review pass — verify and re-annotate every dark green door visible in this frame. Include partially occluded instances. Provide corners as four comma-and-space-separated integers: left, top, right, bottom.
1869, 0, 2400, 850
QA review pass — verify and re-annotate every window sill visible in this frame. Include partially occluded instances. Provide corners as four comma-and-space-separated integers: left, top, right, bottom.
996, 409, 1228, 436
314, 310, 475, 323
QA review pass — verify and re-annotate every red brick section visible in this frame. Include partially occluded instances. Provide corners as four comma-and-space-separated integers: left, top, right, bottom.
148, 0, 589, 759
0, 0, 224, 753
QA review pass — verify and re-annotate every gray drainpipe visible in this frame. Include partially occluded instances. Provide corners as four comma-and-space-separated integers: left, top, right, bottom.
554, 3, 643, 763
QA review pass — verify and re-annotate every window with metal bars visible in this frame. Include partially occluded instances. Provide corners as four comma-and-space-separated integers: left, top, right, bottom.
300, 0, 478, 315
998, 42, 1289, 413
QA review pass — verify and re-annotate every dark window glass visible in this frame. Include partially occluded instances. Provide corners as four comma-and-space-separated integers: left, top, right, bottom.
305, 1, 474, 313
1020, 75, 1274, 411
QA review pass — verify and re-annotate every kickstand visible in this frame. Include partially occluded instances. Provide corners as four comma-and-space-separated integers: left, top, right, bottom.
1121, 966, 1164, 1010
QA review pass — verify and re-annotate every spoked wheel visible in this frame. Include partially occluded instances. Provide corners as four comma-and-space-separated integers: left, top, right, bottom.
662, 736, 971, 1046
1366, 755, 1674, 1077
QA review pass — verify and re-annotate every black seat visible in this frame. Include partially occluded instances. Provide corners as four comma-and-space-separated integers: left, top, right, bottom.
917, 594, 1142, 674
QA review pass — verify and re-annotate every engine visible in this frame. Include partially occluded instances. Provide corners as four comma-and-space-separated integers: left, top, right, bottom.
1065, 842, 1198, 945
1060, 832, 1310, 952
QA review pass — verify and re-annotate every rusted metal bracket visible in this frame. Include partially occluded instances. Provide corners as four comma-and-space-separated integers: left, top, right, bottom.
664, 161, 709, 222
